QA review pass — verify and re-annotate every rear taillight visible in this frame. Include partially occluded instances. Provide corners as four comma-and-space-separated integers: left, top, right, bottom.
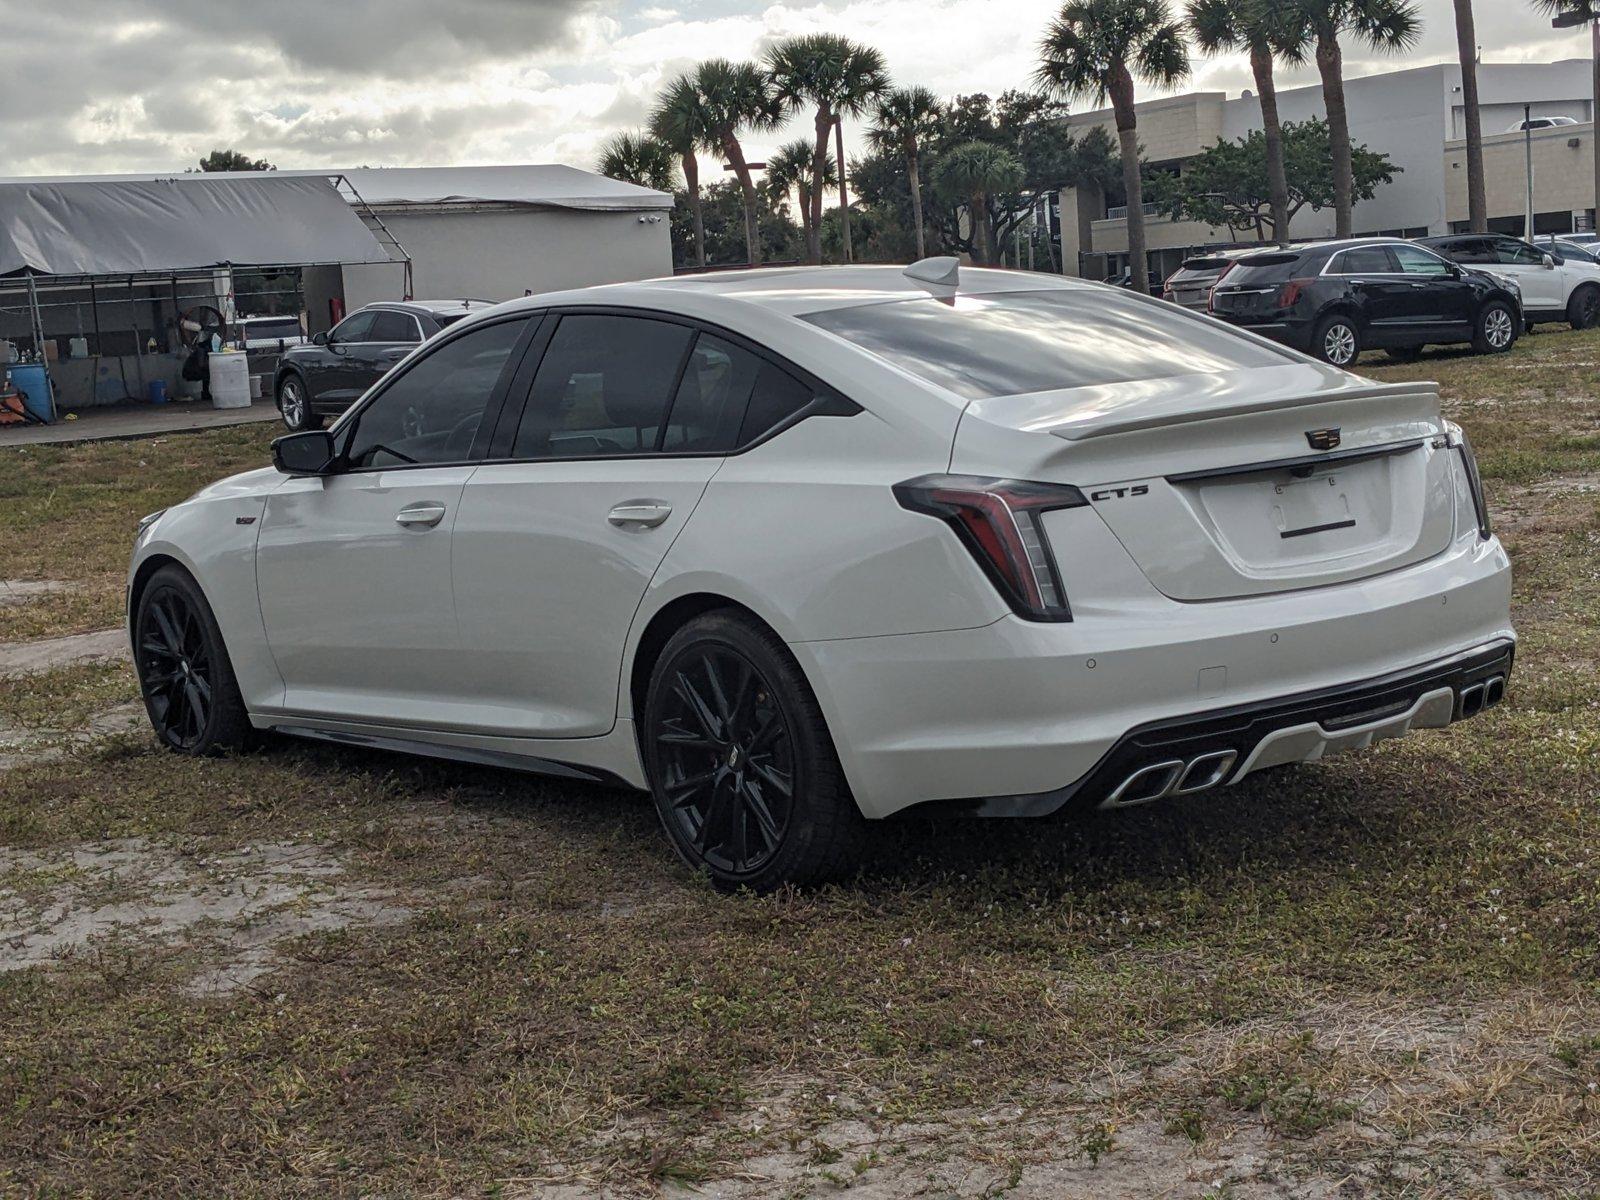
894, 475, 1086, 621
1448, 426, 1492, 538
1277, 277, 1312, 307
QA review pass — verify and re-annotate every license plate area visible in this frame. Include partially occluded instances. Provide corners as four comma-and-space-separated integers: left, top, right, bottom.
1272, 473, 1354, 539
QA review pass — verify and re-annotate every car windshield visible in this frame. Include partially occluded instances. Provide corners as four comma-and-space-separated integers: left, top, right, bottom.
1219, 253, 1301, 286
801, 289, 1288, 400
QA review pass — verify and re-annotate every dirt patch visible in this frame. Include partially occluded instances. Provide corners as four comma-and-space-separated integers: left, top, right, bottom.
0, 837, 410, 994
0, 579, 71, 607
0, 627, 126, 678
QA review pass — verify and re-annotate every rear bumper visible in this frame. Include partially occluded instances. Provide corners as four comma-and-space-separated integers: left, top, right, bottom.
1215, 315, 1312, 350
793, 534, 1513, 819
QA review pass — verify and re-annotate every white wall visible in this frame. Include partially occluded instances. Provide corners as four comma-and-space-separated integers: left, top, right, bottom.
341, 205, 673, 309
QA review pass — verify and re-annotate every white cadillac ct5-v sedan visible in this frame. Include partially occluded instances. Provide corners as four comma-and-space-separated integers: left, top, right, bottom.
129, 260, 1514, 890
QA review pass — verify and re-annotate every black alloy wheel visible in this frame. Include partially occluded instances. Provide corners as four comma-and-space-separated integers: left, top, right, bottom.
643, 611, 866, 891
134, 566, 254, 755
654, 643, 795, 879
1568, 285, 1600, 330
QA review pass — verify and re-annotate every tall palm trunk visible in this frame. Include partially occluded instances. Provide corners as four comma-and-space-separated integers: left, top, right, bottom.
1249, 42, 1290, 243
723, 134, 763, 266
1109, 64, 1148, 293
834, 117, 854, 262
1313, 27, 1354, 239
682, 153, 707, 268
971, 191, 995, 263
809, 107, 832, 263
906, 146, 926, 258
1453, 0, 1487, 233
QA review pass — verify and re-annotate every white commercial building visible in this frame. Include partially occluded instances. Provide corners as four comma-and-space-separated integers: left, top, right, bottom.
1063, 59, 1596, 283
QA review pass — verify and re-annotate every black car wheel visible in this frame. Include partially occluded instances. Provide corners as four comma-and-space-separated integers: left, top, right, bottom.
134, 565, 255, 755
1474, 301, 1518, 354
642, 611, 865, 892
277, 374, 320, 431
1567, 284, 1600, 330
1313, 315, 1361, 367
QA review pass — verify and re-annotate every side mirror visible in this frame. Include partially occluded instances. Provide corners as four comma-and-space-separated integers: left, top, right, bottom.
311, 330, 329, 346
272, 430, 338, 476
1542, 252, 1557, 268
1446, 263, 1463, 278
1551, 252, 1566, 266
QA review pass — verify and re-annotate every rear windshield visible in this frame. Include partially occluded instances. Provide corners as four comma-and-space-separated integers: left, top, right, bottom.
433, 313, 468, 329
1179, 256, 1232, 271
1219, 253, 1302, 286
801, 289, 1288, 400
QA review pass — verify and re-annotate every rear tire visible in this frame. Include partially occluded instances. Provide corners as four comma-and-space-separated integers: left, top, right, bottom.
133, 565, 255, 755
1567, 284, 1600, 330
1312, 315, 1361, 367
641, 611, 866, 892
1473, 300, 1518, 354
277, 373, 320, 431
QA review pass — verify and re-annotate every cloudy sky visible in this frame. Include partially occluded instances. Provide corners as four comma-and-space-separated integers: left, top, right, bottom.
2, 0, 1591, 180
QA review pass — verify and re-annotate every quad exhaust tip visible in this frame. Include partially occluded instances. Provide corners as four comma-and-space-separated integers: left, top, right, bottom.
1101, 750, 1238, 810
1459, 675, 1506, 720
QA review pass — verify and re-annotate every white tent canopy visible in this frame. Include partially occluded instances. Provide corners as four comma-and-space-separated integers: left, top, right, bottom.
0, 174, 392, 277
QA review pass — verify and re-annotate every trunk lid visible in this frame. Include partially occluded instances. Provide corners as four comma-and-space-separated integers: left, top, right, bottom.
951, 363, 1458, 601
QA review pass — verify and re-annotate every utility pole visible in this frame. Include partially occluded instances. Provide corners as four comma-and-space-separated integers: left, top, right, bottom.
1525, 103, 1537, 238
1551, 3, 1600, 232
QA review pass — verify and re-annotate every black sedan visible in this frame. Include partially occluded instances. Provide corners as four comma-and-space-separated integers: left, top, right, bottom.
1208, 238, 1521, 367
274, 299, 494, 430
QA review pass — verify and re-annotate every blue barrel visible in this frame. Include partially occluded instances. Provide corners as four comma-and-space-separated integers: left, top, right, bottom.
8, 364, 51, 422
147, 379, 168, 405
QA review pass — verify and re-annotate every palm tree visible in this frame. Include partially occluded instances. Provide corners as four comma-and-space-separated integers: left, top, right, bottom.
765, 138, 838, 251
651, 75, 714, 269
1036, 0, 1190, 294
1280, 0, 1420, 238
766, 35, 888, 263
692, 58, 779, 267
865, 86, 944, 258
1450, 0, 1486, 233
595, 131, 679, 193
934, 141, 1024, 265
1187, 0, 1303, 242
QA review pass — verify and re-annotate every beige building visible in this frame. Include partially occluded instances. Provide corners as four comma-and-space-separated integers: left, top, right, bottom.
1065, 60, 1597, 284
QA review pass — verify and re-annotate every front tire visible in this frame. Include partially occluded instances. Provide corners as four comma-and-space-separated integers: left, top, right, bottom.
133, 565, 254, 755
1567, 284, 1600, 330
1474, 300, 1518, 354
1312, 315, 1361, 367
642, 611, 866, 892
277, 373, 320, 431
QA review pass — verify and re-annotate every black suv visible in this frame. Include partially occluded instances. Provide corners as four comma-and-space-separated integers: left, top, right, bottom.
1209, 238, 1521, 367
274, 299, 495, 430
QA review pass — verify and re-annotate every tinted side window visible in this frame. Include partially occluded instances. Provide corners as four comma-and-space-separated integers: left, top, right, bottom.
332, 311, 376, 343
1437, 238, 1494, 264
662, 334, 758, 452
740, 361, 819, 445
1391, 246, 1453, 276
344, 319, 526, 469
370, 311, 421, 343
1494, 238, 1545, 265
512, 315, 693, 459
1332, 247, 1396, 274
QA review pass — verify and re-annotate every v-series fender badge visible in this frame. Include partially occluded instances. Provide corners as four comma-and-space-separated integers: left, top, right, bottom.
1090, 484, 1150, 501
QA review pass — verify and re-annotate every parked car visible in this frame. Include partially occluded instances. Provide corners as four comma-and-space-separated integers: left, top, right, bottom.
1418, 233, 1600, 330
235, 314, 307, 352
1505, 116, 1577, 132
273, 299, 495, 430
1209, 237, 1522, 366
1162, 248, 1259, 310
129, 262, 1514, 890
1543, 236, 1600, 265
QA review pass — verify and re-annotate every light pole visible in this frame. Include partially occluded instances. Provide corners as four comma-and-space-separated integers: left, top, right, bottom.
1525, 104, 1536, 238
1551, 3, 1600, 232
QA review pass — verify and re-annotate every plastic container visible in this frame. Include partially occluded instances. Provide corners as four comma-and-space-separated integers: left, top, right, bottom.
249, 374, 264, 400
147, 379, 168, 405
69, 336, 89, 358
208, 351, 250, 409
8, 364, 52, 421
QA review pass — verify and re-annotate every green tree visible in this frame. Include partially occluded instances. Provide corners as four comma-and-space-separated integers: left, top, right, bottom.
765, 138, 837, 253
194, 149, 273, 172
1279, 0, 1420, 238
934, 141, 1023, 265
692, 59, 780, 266
865, 86, 943, 259
1146, 117, 1398, 238
595, 131, 679, 193
1187, 0, 1304, 244
667, 178, 802, 268
651, 75, 715, 270
766, 35, 888, 263
1036, 0, 1191, 293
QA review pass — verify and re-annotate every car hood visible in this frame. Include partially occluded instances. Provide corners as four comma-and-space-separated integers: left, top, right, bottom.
184, 465, 283, 504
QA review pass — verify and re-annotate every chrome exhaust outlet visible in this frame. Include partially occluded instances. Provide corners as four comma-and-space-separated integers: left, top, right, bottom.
1175, 750, 1237, 795
1483, 675, 1505, 708
1101, 760, 1184, 809
1459, 682, 1485, 719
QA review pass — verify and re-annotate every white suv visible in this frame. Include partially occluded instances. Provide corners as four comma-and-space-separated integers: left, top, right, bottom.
128, 263, 1515, 890
1421, 233, 1600, 329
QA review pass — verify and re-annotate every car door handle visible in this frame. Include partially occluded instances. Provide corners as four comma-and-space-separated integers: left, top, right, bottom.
607, 501, 673, 528
395, 502, 447, 528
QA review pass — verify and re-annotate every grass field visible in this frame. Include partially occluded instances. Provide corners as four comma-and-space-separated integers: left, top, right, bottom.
1, 331, 1597, 1197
